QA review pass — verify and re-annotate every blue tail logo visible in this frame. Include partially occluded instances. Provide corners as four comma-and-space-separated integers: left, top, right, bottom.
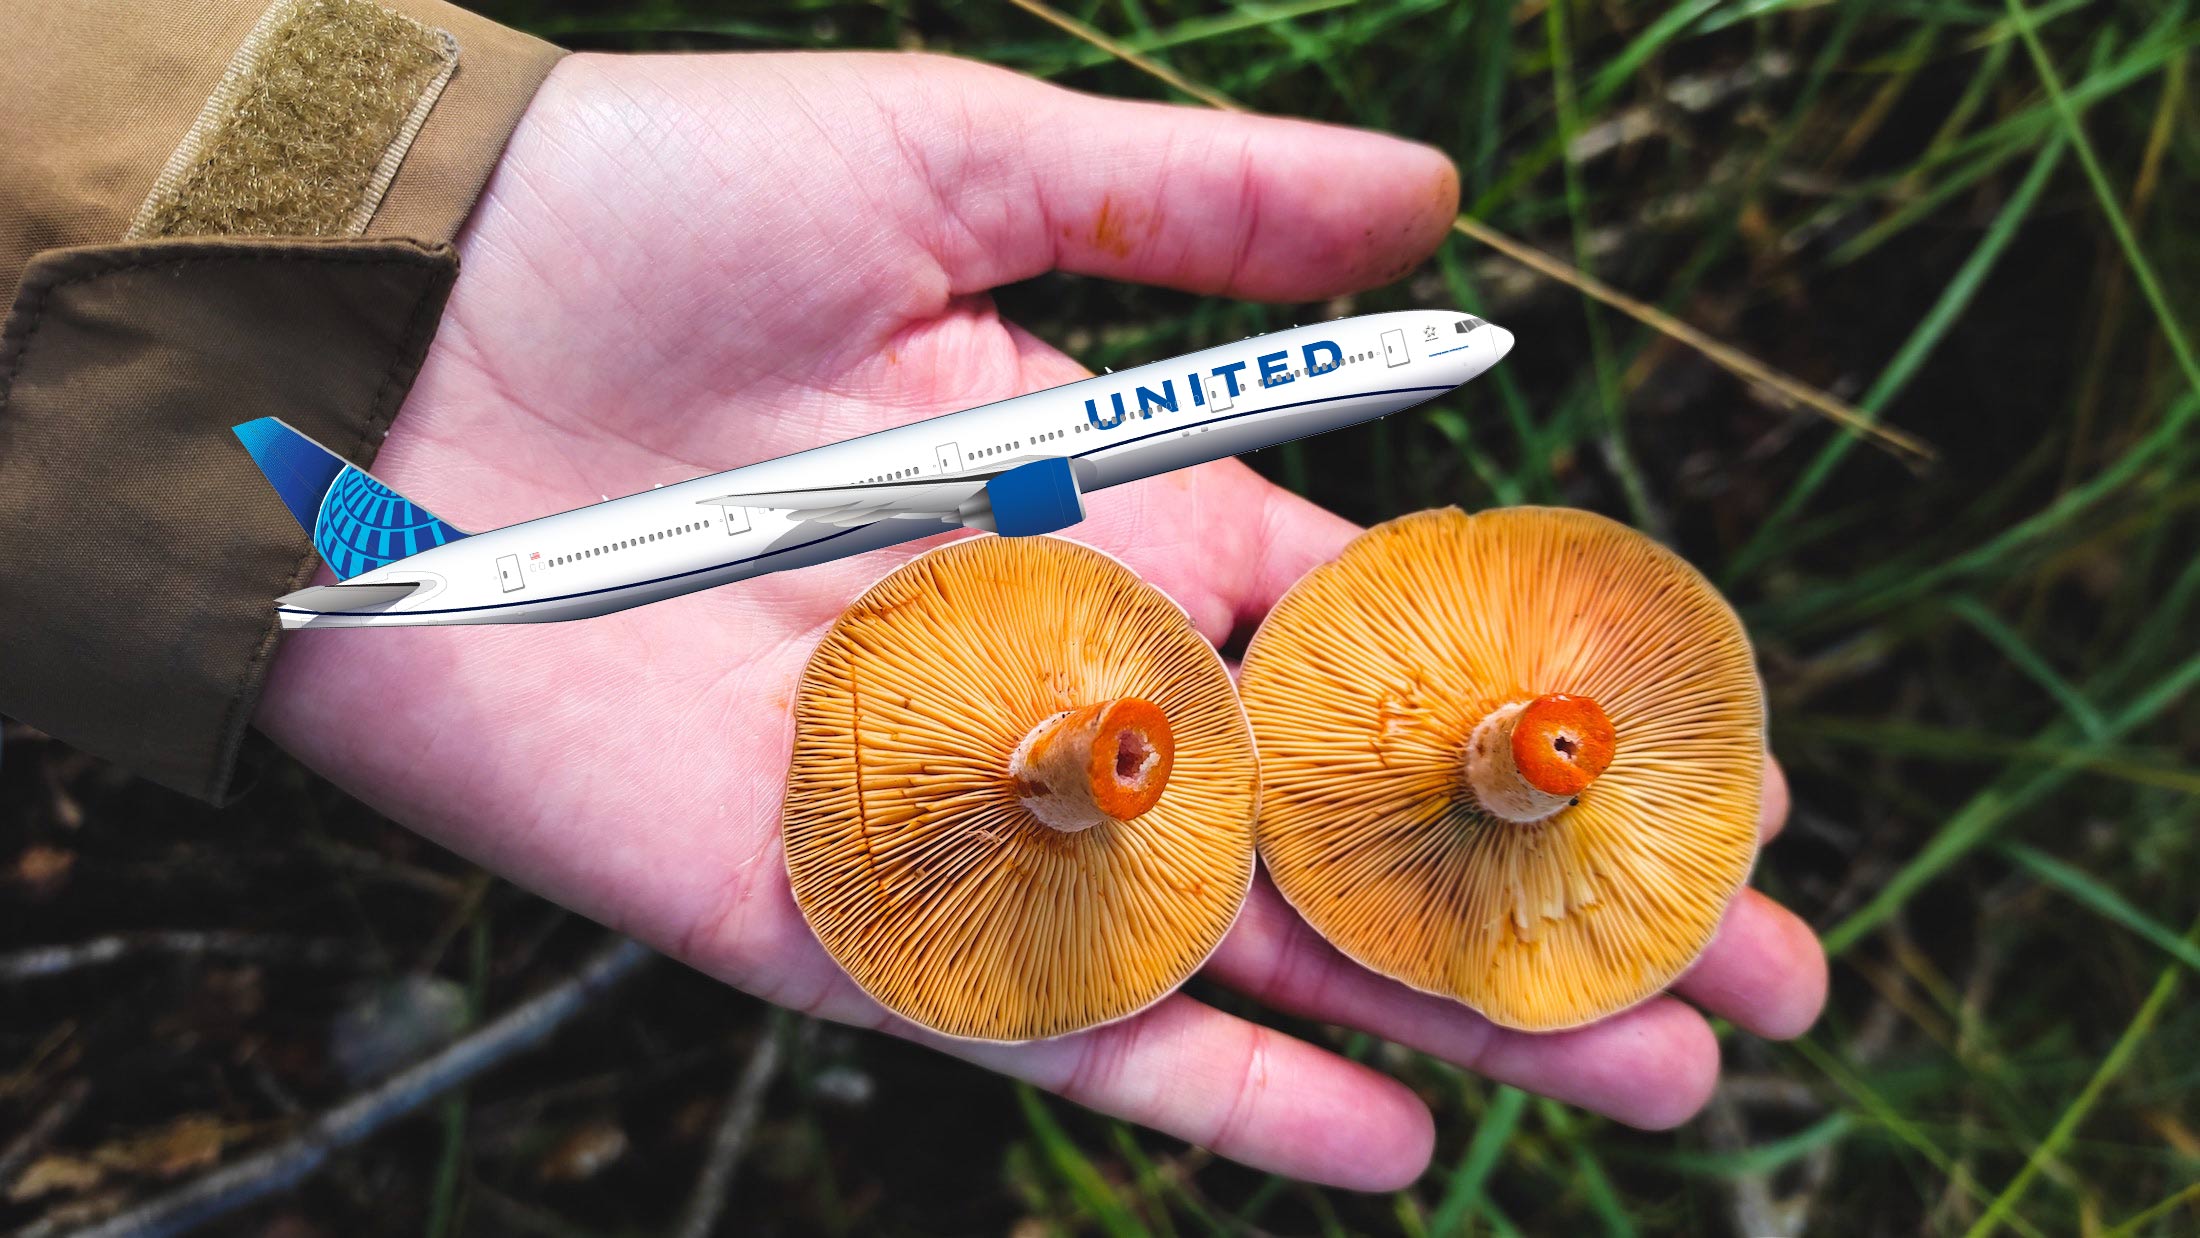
233, 418, 469, 580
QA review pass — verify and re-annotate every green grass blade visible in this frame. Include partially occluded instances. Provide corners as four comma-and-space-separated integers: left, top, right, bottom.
1780, 716, 2200, 794
1427, 1085, 1527, 1237
2000, 842, 2200, 975
1543, 0, 1654, 532
1533, 1100, 1637, 1238
2102, 1182, 2200, 1238
1570, 1144, 1637, 1238
2004, 0, 2200, 403
1824, 650, 2200, 955
1108, 1125, 1195, 1238
1727, 131, 2067, 581
1948, 596, 2108, 737
1750, 394, 2197, 633
1017, 1085, 1149, 1238
1963, 913, 2200, 1237
1626, 1111, 1853, 1177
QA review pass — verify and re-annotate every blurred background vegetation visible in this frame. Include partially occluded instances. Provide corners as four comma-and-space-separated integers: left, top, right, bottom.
5, 0, 2198, 1234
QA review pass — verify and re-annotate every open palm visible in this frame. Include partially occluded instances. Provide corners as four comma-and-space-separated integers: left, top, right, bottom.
257, 52, 1826, 1189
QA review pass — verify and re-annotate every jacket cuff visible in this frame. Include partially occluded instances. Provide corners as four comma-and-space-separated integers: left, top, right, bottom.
369, 1, 567, 246
0, 1, 564, 802
0, 239, 459, 802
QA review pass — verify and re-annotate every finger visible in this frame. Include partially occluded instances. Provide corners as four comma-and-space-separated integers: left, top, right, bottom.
679, 858, 1434, 1191
951, 994, 1435, 1191
1206, 880, 1720, 1129
866, 55, 1459, 298
1760, 758, 1790, 842
765, 962, 1440, 1190
1671, 888, 1827, 1040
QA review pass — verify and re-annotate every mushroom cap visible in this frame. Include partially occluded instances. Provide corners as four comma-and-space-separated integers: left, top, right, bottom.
783, 535, 1259, 1042
1239, 507, 1764, 1032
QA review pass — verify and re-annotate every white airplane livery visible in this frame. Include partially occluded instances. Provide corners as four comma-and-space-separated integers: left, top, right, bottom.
237, 309, 1514, 628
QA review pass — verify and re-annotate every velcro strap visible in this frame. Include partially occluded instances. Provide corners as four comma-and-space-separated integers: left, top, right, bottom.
127, 0, 459, 240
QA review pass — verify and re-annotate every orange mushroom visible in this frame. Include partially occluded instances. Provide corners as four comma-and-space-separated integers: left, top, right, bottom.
1238, 507, 1765, 1032
783, 535, 1259, 1042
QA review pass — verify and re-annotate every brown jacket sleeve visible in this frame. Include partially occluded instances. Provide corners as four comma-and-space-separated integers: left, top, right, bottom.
0, 0, 565, 801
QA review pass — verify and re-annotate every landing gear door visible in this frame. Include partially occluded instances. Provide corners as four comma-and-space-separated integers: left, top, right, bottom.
495, 554, 524, 593
935, 442, 964, 473
1204, 373, 1234, 412
1381, 329, 1410, 367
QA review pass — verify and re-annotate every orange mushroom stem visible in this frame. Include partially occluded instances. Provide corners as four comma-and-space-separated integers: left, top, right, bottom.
1009, 698, 1176, 832
1464, 693, 1617, 823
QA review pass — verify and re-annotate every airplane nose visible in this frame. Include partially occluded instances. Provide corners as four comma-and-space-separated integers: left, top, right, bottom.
1483, 322, 1515, 361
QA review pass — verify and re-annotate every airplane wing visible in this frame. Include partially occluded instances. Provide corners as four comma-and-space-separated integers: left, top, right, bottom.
277, 580, 423, 610
699, 456, 1099, 536
694, 476, 998, 528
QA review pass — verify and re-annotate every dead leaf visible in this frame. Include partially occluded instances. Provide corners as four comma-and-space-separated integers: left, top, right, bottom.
537, 1120, 629, 1183
8, 1153, 103, 1203
2143, 1109, 2200, 1159
12, 844, 74, 896
91, 1114, 226, 1178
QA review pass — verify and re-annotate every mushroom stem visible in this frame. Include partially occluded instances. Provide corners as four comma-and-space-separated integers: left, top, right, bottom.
1464, 693, 1617, 824
1009, 698, 1175, 832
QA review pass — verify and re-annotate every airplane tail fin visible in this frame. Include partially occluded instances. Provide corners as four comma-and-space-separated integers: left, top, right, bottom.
232, 418, 470, 580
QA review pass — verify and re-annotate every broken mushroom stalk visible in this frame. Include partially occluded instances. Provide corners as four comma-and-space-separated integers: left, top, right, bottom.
782, 535, 1258, 1043
1009, 698, 1176, 832
1239, 506, 1766, 1033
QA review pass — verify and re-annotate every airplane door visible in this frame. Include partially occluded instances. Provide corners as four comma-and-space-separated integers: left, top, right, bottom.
936, 442, 964, 472
1381, 329, 1410, 367
495, 554, 524, 593
1204, 373, 1234, 412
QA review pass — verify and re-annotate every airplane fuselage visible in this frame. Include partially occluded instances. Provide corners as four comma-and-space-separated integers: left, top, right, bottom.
283, 310, 1511, 628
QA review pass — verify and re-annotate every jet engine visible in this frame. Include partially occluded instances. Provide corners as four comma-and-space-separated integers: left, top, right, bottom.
958, 457, 1095, 536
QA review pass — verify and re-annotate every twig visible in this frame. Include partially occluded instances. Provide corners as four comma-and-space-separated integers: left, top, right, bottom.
669, 1011, 793, 1238
58, 937, 653, 1238
0, 1079, 89, 1186
470, 1179, 606, 1238
302, 838, 472, 902
0, 933, 353, 983
1705, 1071, 1836, 1237
999, 0, 1937, 467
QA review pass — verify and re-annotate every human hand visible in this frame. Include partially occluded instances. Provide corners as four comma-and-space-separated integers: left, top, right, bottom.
257, 51, 1826, 1189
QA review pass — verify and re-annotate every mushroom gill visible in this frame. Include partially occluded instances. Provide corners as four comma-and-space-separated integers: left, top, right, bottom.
1238, 507, 1765, 1032
783, 535, 1258, 1043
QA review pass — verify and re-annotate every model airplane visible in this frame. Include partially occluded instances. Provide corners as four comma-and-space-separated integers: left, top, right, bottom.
236, 309, 1514, 628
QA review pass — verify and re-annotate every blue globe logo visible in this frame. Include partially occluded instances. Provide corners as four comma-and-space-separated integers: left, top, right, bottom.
313, 468, 467, 578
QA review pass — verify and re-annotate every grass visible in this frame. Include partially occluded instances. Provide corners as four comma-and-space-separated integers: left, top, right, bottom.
4, 0, 2196, 1234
